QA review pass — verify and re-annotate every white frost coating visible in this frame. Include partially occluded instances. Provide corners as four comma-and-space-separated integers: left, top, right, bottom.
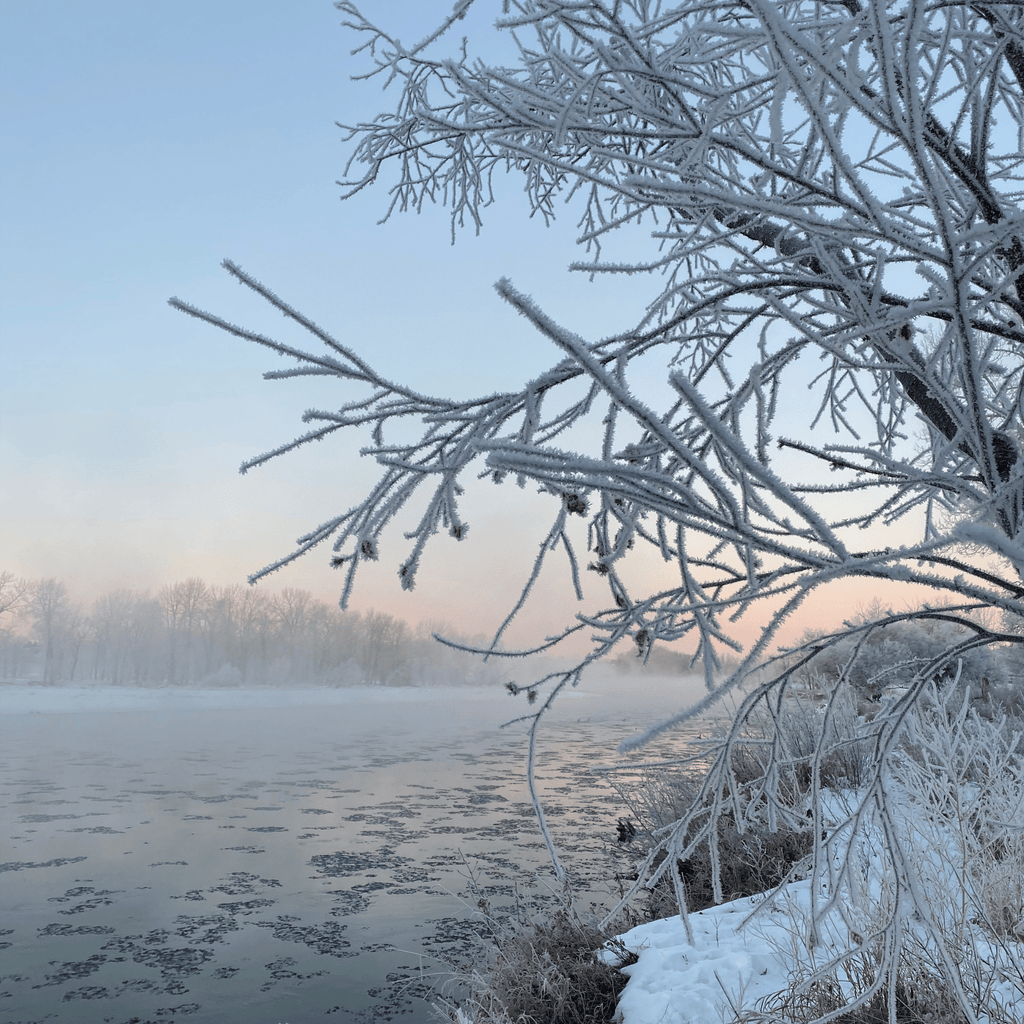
170, 4, 1024, 1019
954, 520, 1024, 579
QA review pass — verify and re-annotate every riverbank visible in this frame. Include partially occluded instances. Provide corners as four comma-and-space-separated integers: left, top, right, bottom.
446, 683, 1024, 1024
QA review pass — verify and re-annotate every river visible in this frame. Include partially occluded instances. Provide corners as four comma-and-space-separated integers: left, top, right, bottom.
1, 674, 715, 1024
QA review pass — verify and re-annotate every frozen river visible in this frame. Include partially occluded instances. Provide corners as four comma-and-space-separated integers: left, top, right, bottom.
0, 675, 712, 1024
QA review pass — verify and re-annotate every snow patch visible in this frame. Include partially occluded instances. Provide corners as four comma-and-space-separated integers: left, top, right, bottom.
612, 890, 804, 1024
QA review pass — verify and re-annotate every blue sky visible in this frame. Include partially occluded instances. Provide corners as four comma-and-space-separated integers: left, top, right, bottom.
1, 1, 913, 649
0, 1, 662, 641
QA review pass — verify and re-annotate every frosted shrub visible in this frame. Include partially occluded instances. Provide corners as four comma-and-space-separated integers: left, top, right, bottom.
726, 683, 871, 792
974, 861, 1024, 942
797, 612, 1012, 707
437, 895, 638, 1024
605, 689, 872, 920
600, 668, 1024, 1020
737, 683, 1024, 1023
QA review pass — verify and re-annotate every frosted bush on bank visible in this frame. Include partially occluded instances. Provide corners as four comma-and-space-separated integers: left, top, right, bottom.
611, 681, 1024, 1024
792, 612, 1016, 706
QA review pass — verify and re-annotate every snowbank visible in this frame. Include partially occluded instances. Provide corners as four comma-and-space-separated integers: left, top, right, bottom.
612, 888, 804, 1024
612, 838, 1023, 1024
612, 875, 1022, 1024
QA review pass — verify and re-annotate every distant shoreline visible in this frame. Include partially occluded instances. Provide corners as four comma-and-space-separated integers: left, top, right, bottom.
0, 680, 603, 716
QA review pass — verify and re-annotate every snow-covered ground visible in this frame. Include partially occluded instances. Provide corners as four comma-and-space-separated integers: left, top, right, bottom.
604, 687, 1024, 1024
613, 886, 809, 1024
610, 780, 1024, 1024
612, 874, 1022, 1024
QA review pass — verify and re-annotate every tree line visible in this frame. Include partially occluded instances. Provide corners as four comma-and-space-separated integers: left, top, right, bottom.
0, 570, 499, 687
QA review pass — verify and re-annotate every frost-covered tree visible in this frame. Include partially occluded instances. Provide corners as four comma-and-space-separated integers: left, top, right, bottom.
357, 608, 410, 684
31, 578, 71, 686
172, 3, 1024, 1018
0, 572, 34, 680
0, 571, 32, 627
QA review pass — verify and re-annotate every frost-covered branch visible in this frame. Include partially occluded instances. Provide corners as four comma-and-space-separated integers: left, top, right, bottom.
174, 5, 1024, 1018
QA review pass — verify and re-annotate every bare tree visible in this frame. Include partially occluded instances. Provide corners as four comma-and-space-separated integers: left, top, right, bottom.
160, 577, 209, 684
122, 594, 163, 684
158, 582, 186, 685
272, 586, 314, 680
31, 578, 70, 685
0, 572, 35, 680
91, 589, 134, 684
0, 571, 32, 626
200, 584, 243, 681
357, 609, 409, 684
172, 3, 1024, 1018
90, 589, 162, 685
236, 586, 274, 684
61, 603, 90, 682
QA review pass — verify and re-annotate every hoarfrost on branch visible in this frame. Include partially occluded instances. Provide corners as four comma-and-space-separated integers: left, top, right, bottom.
172, 3, 1024, 1018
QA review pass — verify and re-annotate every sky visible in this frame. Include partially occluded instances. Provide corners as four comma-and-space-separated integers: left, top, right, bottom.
0, 0, 916, 652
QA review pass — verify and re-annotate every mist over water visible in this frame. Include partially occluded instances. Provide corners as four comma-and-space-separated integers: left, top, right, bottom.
1, 673, 714, 1024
